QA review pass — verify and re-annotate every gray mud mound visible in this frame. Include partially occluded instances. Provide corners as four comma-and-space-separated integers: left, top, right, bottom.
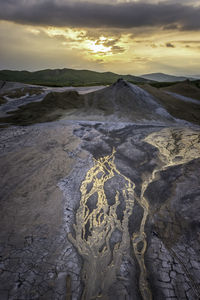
0, 79, 175, 126
0, 90, 84, 125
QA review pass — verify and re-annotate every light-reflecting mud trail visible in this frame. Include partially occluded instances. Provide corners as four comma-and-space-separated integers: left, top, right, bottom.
68, 148, 152, 299
67, 127, 200, 300
134, 128, 200, 300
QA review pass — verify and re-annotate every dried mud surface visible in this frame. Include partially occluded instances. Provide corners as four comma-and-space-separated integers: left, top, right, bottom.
0, 121, 200, 300
0, 79, 200, 300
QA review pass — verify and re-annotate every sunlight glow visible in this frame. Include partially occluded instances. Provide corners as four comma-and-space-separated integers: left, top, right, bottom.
87, 40, 112, 54
5, 22, 198, 74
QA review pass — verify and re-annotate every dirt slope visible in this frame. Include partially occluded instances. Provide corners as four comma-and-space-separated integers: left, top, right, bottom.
161, 81, 200, 100
142, 84, 200, 125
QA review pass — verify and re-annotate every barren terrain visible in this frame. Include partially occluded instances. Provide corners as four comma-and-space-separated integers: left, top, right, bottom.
0, 79, 200, 300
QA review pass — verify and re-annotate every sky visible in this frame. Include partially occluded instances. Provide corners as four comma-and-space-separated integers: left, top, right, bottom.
0, 0, 200, 75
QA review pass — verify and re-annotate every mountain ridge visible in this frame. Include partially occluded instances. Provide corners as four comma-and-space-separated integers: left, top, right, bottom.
0, 68, 150, 87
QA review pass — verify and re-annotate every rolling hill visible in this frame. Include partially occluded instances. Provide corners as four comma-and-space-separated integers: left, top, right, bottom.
0, 68, 149, 87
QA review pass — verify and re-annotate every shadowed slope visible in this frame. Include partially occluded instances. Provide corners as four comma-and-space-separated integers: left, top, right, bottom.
162, 81, 200, 100
142, 84, 200, 125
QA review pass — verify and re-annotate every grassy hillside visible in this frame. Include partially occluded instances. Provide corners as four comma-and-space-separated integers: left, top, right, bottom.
0, 68, 148, 87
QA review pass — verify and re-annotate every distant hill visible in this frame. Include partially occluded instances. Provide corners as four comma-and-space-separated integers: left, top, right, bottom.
141, 72, 195, 82
0, 68, 149, 87
190, 75, 200, 79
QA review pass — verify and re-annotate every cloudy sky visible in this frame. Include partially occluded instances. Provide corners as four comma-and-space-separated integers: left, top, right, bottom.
0, 0, 200, 75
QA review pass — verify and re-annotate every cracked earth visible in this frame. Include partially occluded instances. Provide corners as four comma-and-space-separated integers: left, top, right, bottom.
0, 121, 199, 300
0, 79, 200, 300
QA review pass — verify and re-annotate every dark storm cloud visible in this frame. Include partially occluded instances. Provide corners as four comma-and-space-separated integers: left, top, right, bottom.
0, 0, 200, 30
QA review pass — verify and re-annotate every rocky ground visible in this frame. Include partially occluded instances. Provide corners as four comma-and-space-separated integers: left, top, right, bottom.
0, 80, 200, 300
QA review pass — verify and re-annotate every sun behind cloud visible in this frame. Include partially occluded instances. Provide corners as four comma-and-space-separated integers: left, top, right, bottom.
0, 0, 200, 74
87, 37, 112, 54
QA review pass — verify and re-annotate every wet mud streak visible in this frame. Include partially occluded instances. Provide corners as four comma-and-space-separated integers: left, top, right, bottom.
132, 180, 152, 300
132, 128, 200, 300
68, 149, 152, 299
68, 128, 200, 299
143, 128, 200, 298
144, 128, 200, 167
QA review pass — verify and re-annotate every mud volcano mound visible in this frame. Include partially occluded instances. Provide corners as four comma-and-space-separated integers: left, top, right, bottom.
84, 78, 173, 122
0, 90, 84, 125
0, 79, 186, 126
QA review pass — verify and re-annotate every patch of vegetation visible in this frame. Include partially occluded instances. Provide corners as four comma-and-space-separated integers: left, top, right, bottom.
149, 79, 200, 89
149, 81, 180, 88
